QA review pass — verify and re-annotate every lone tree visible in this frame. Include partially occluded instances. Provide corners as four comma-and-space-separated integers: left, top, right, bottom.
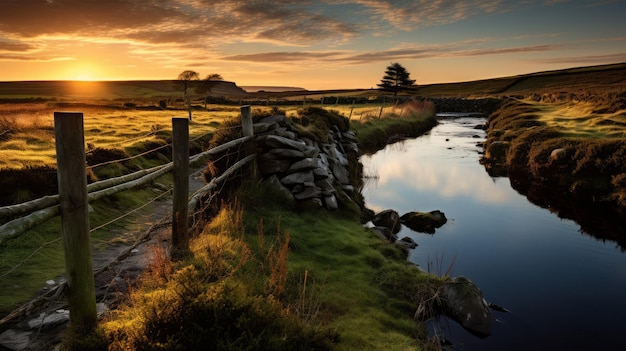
195, 73, 224, 109
176, 70, 200, 120
377, 62, 416, 97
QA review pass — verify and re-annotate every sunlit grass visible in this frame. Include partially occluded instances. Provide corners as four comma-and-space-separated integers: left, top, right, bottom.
0, 104, 243, 169
527, 100, 626, 138
484, 98, 626, 210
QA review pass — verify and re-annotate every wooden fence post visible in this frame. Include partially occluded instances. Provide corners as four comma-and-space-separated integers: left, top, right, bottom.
53, 112, 97, 334
240, 105, 253, 138
240, 105, 256, 178
172, 118, 189, 255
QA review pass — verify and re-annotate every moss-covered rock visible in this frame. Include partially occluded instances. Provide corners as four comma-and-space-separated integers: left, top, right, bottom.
400, 210, 447, 234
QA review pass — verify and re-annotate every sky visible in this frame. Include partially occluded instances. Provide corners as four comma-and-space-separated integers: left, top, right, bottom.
1, 0, 625, 90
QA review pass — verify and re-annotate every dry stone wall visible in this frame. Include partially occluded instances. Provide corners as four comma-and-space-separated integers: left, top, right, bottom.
253, 115, 358, 210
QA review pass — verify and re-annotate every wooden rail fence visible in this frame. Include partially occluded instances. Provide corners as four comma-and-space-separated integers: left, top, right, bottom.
0, 106, 256, 336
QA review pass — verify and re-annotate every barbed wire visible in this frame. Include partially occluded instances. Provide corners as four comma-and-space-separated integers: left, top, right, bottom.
0, 186, 174, 282
1, 137, 246, 274
84, 127, 170, 156
86, 143, 172, 171
0, 237, 61, 281
86, 127, 220, 171
89, 187, 173, 234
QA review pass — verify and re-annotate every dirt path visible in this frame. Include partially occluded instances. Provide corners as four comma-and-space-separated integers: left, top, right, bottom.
0, 166, 207, 351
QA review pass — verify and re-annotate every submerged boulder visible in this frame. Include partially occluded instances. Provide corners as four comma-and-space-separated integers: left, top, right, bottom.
400, 210, 447, 234
440, 276, 494, 337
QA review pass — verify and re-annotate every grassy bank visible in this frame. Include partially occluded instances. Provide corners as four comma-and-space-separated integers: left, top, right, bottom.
98, 190, 443, 351
351, 100, 438, 154
482, 98, 626, 213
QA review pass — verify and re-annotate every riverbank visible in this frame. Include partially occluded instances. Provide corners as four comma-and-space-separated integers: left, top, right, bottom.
481, 98, 626, 239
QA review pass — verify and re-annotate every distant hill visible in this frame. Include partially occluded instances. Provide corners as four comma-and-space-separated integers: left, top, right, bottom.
1, 63, 624, 102
241, 86, 307, 93
415, 62, 626, 98
0, 80, 248, 101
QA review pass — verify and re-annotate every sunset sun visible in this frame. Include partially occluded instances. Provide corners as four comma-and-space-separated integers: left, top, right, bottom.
65, 63, 103, 81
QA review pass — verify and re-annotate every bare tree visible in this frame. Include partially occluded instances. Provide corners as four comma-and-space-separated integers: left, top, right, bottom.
196, 73, 224, 109
176, 70, 200, 120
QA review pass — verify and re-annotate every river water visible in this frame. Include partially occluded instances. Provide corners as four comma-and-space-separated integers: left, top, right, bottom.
360, 115, 626, 350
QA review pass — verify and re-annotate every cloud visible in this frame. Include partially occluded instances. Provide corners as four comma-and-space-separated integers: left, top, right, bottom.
450, 44, 558, 57
0, 38, 37, 52
0, 0, 357, 48
0, 0, 185, 37
350, 0, 505, 31
531, 53, 626, 64
0, 54, 73, 62
222, 42, 560, 65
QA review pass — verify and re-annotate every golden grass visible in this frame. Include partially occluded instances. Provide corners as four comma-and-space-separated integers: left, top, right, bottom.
483, 98, 626, 212
0, 100, 428, 170
525, 100, 626, 139
0, 103, 245, 169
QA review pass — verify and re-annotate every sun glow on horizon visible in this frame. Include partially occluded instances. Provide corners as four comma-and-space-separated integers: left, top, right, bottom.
63, 62, 105, 81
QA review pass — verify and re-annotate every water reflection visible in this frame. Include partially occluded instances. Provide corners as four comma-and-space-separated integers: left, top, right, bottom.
360, 117, 626, 351
508, 173, 626, 250
362, 117, 513, 212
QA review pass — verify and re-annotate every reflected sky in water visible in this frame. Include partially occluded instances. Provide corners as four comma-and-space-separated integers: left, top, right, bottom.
362, 117, 515, 211
360, 117, 626, 351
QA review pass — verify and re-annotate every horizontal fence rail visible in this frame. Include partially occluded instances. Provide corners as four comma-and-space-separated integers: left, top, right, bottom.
0, 136, 254, 244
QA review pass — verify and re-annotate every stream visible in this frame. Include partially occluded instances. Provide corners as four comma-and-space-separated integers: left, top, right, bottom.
360, 114, 626, 350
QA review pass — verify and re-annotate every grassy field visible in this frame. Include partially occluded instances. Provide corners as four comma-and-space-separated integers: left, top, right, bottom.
1, 104, 229, 169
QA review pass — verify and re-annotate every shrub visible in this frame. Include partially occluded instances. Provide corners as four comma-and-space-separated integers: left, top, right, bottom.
0, 115, 18, 141
103, 204, 337, 351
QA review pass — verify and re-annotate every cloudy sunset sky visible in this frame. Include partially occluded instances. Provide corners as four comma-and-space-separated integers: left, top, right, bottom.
1, 0, 625, 90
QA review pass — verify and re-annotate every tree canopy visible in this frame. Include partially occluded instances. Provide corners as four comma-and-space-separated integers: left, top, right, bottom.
195, 73, 224, 108
377, 63, 416, 96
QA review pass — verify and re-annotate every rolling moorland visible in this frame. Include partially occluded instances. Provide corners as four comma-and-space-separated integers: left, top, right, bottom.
2, 62, 624, 102
1, 62, 625, 350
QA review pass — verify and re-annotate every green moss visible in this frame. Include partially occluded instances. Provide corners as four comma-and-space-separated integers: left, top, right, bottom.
240, 189, 444, 350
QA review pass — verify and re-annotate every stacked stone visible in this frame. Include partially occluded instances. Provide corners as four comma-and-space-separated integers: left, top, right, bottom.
254, 115, 358, 211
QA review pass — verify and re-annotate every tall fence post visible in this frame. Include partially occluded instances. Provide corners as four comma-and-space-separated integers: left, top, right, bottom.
240, 105, 256, 178
172, 118, 189, 255
54, 112, 97, 334
240, 105, 253, 138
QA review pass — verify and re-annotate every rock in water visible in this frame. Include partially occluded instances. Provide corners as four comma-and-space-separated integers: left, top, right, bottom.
440, 276, 493, 337
400, 210, 447, 234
